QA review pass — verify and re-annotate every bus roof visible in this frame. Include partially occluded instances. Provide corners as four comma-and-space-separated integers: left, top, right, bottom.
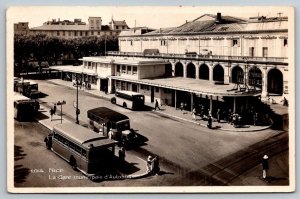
53, 123, 116, 148
87, 107, 129, 123
14, 92, 30, 101
116, 90, 144, 96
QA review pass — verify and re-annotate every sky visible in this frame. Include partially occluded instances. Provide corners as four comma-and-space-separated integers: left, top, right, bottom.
7, 6, 290, 29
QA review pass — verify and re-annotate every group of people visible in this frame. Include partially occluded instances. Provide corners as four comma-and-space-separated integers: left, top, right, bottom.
147, 155, 160, 175
72, 80, 91, 90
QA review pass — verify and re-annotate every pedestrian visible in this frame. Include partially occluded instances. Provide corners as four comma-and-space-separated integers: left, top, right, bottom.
253, 112, 257, 126
154, 99, 161, 111
216, 109, 221, 123
153, 156, 160, 175
180, 101, 184, 111
281, 97, 288, 106
53, 104, 57, 115
118, 147, 126, 161
49, 108, 55, 121
262, 155, 269, 180
228, 109, 232, 124
191, 107, 197, 120
207, 115, 212, 129
108, 129, 113, 139
147, 155, 153, 173
82, 82, 85, 90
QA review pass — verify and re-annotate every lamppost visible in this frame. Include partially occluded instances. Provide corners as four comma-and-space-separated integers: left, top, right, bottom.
75, 74, 80, 124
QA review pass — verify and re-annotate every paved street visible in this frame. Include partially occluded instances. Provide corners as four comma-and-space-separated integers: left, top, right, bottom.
14, 79, 289, 187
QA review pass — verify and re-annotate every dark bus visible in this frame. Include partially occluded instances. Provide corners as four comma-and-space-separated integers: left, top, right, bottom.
14, 92, 39, 121
87, 107, 130, 140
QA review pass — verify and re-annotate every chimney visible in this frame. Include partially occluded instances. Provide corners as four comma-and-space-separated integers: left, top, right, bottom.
216, 12, 222, 23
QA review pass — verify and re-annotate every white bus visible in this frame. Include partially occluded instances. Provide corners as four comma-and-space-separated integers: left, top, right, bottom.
45, 123, 117, 177
111, 90, 145, 110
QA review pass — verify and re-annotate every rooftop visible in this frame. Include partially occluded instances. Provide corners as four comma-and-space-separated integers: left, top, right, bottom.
111, 76, 262, 97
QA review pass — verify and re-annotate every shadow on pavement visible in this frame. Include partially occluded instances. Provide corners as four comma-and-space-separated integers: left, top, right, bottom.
14, 164, 30, 184
14, 145, 27, 161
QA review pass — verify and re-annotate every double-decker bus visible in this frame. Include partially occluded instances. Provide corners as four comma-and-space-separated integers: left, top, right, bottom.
14, 92, 39, 121
45, 123, 117, 177
111, 90, 144, 110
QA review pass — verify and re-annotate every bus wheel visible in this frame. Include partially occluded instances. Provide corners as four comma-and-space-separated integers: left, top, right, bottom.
70, 156, 77, 171
123, 103, 127, 109
111, 97, 116, 104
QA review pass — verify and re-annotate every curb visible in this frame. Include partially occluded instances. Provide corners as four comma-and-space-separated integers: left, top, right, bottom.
153, 110, 272, 132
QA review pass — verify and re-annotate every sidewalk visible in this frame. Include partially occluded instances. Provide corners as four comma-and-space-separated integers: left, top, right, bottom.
35, 104, 149, 179
48, 79, 272, 132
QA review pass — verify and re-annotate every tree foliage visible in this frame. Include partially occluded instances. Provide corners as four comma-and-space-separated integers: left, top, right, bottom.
14, 34, 119, 74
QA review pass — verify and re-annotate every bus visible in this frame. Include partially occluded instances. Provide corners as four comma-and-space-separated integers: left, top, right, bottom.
111, 90, 145, 110
14, 92, 39, 121
45, 123, 117, 177
14, 79, 41, 99
87, 107, 131, 141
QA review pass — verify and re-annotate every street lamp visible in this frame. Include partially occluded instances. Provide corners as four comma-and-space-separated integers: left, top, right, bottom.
75, 74, 80, 124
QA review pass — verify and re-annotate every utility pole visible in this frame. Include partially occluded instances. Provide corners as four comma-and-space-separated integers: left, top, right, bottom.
75, 74, 80, 124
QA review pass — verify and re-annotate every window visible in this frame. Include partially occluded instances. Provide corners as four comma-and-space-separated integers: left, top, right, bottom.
155, 87, 159, 93
98, 31, 100, 35
122, 26, 125, 29
75, 32, 77, 36
117, 65, 120, 73
127, 66, 131, 74
80, 31, 82, 36
249, 47, 255, 57
262, 47, 268, 57
68, 32, 71, 36
91, 31, 94, 36
164, 88, 172, 93
133, 66, 137, 75
91, 20, 93, 23
88, 62, 91, 66
122, 65, 126, 74
141, 85, 144, 90
116, 26, 119, 29
161, 40, 166, 46
284, 39, 288, 47
232, 39, 239, 46
130, 41, 133, 46
62, 31, 65, 36
57, 31, 60, 36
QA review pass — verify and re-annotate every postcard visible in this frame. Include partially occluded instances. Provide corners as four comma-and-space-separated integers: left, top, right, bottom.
7, 6, 295, 193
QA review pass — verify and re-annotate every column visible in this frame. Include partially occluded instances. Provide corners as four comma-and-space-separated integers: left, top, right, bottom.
183, 62, 187, 78
195, 64, 200, 79
209, 64, 214, 82
191, 93, 193, 111
233, 97, 236, 113
210, 95, 213, 114
261, 66, 268, 98
175, 90, 177, 109
171, 62, 176, 76
224, 63, 230, 84
60, 71, 63, 80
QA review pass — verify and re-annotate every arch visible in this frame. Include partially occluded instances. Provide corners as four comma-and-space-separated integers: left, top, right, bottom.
186, 63, 196, 78
213, 64, 224, 82
199, 64, 209, 80
267, 68, 283, 95
175, 62, 184, 77
231, 65, 244, 84
165, 63, 172, 77
248, 66, 262, 89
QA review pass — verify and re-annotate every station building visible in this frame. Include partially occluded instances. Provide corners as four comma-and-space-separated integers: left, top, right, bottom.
50, 13, 289, 116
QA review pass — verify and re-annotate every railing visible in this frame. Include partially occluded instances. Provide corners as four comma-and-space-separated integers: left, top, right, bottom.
106, 51, 288, 63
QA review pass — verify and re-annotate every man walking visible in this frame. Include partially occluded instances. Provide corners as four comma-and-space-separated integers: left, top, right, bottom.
262, 155, 269, 180
154, 99, 161, 111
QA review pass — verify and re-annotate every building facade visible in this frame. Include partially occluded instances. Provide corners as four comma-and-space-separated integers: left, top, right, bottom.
50, 13, 289, 117
14, 17, 129, 39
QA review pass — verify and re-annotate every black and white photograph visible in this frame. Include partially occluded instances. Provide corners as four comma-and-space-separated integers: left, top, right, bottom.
6, 6, 295, 193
